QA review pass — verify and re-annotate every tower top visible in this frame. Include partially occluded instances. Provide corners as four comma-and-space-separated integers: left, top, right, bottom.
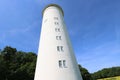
42, 4, 64, 16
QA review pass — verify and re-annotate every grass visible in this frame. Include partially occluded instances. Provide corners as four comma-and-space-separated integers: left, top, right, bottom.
97, 76, 120, 80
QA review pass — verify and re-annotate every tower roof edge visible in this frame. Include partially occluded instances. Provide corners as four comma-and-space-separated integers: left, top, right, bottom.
42, 4, 64, 17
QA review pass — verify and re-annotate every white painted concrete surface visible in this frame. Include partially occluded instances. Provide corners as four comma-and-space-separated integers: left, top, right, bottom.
34, 4, 83, 80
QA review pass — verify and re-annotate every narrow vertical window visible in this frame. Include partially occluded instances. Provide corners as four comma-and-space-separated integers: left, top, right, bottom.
54, 17, 58, 20
56, 36, 58, 40
59, 36, 62, 40
58, 28, 60, 32
63, 60, 67, 68
61, 46, 64, 51
57, 46, 60, 51
59, 60, 62, 68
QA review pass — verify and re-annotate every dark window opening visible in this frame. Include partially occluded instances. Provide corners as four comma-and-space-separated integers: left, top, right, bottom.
54, 17, 58, 20
55, 28, 60, 32
56, 36, 62, 40
58, 60, 67, 68
57, 46, 64, 52
57, 46, 60, 51
63, 60, 67, 68
54, 22, 59, 25
59, 60, 62, 68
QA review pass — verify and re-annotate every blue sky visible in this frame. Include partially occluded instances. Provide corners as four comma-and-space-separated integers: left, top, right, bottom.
0, 0, 120, 73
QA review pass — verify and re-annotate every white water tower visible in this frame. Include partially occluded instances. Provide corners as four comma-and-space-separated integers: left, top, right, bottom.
34, 4, 83, 80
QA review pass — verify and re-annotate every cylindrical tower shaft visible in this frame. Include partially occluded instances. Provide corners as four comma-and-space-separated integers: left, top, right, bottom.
34, 4, 83, 80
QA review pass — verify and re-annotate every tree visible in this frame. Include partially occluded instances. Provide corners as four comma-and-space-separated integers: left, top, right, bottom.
92, 67, 120, 80
0, 55, 8, 80
1, 46, 120, 80
1, 46, 17, 62
79, 65, 92, 80
0, 46, 37, 80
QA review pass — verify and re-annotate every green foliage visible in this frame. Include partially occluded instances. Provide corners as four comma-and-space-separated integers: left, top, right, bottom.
0, 46, 37, 80
1, 46, 17, 62
79, 65, 92, 80
92, 67, 120, 80
0, 46, 120, 80
0, 55, 7, 80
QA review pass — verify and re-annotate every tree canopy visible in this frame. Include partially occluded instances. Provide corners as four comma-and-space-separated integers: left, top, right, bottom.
78, 65, 92, 80
92, 67, 120, 80
0, 46, 37, 80
0, 46, 120, 80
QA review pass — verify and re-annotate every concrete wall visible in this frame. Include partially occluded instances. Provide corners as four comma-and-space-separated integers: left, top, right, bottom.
34, 4, 83, 80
